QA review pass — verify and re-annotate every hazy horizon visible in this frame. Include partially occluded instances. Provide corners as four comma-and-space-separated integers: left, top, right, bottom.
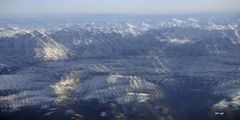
0, 0, 240, 15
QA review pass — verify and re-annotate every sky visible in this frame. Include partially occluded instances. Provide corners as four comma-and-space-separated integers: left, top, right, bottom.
0, 0, 239, 15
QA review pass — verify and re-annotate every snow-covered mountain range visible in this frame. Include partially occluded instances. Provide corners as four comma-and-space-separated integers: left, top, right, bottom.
0, 14, 240, 119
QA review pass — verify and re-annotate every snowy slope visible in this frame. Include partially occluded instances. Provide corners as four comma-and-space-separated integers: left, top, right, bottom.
0, 31, 71, 65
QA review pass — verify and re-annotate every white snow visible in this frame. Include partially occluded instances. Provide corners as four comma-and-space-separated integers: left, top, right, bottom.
187, 18, 199, 22
171, 18, 185, 24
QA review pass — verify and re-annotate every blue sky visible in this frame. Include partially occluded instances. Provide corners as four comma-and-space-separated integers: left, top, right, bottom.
0, 0, 239, 15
